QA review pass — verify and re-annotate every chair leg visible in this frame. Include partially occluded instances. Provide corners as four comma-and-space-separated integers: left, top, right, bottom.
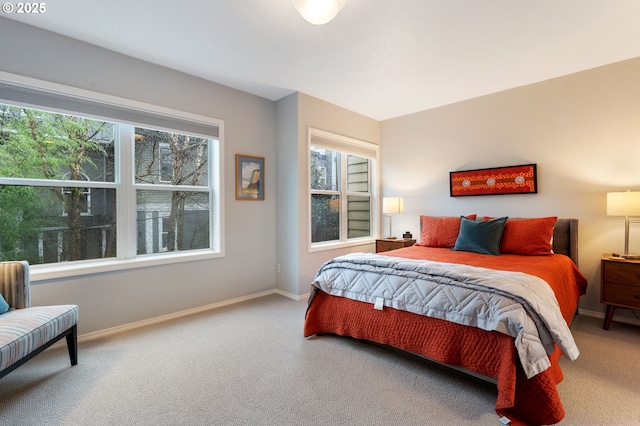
66, 325, 78, 365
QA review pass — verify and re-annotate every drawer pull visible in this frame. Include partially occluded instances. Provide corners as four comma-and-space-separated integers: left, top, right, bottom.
636, 273, 640, 280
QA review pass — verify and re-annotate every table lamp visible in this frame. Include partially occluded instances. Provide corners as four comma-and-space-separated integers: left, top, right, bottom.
382, 197, 404, 239
607, 190, 640, 259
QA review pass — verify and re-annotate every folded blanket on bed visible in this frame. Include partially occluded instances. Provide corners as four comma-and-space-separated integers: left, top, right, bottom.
311, 252, 579, 378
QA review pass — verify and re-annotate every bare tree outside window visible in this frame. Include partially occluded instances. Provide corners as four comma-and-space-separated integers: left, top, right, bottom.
134, 128, 210, 254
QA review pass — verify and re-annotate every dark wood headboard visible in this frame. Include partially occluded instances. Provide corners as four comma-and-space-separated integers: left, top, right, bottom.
552, 218, 579, 265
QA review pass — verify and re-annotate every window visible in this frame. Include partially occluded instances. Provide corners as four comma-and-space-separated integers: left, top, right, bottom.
0, 79, 221, 271
309, 128, 378, 249
134, 127, 211, 255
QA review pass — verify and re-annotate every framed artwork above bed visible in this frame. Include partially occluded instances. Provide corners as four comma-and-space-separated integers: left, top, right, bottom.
450, 163, 537, 197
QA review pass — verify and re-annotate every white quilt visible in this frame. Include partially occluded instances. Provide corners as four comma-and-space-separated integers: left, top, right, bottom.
311, 252, 579, 378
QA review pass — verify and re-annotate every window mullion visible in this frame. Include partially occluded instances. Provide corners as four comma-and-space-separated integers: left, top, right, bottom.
340, 153, 348, 242
117, 124, 137, 259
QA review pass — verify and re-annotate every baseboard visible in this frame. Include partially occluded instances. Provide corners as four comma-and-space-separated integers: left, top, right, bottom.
578, 308, 640, 327
78, 289, 284, 343
275, 289, 310, 301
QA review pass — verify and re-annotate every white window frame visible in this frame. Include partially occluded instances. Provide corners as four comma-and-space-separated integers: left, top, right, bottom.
0, 71, 225, 281
308, 128, 379, 252
61, 172, 92, 217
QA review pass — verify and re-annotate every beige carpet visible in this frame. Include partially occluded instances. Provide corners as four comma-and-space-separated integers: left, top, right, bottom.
0, 294, 639, 425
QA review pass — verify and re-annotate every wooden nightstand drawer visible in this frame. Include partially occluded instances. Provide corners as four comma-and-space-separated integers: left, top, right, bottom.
375, 239, 416, 253
376, 240, 399, 253
602, 283, 640, 308
600, 254, 640, 329
603, 261, 640, 286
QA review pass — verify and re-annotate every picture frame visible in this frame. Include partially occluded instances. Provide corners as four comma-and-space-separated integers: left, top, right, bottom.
449, 163, 537, 197
236, 154, 265, 200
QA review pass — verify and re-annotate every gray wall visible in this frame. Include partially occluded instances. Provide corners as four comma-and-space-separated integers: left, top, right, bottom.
0, 18, 278, 334
275, 93, 381, 296
295, 94, 381, 296
275, 93, 300, 296
381, 57, 640, 322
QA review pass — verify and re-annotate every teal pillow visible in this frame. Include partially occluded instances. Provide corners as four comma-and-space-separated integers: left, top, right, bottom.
453, 216, 508, 255
0, 293, 9, 314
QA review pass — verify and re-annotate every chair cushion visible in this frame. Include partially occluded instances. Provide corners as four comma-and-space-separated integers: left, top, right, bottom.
0, 261, 30, 309
0, 305, 78, 371
0, 294, 9, 314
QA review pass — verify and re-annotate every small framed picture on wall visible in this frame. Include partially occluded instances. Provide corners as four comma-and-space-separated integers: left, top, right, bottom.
235, 154, 265, 200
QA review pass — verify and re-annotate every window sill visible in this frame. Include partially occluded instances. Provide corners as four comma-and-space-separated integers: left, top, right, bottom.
309, 238, 375, 253
30, 250, 224, 282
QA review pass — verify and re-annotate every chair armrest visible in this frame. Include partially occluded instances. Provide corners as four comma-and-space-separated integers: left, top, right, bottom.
0, 261, 31, 309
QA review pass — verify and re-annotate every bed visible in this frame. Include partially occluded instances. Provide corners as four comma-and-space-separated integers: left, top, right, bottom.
304, 216, 587, 426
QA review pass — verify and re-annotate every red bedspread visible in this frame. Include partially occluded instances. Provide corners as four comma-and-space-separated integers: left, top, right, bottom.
304, 246, 587, 425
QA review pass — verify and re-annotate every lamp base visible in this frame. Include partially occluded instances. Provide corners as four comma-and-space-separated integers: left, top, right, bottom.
611, 252, 640, 260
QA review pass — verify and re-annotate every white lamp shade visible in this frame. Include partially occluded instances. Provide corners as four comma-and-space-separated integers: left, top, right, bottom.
293, 0, 346, 25
383, 197, 404, 215
607, 191, 640, 216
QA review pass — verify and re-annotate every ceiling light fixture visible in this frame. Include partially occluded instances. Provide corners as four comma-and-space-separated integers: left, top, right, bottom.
293, 0, 346, 25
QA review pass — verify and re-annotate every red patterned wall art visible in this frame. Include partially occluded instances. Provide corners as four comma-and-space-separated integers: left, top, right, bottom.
449, 164, 537, 197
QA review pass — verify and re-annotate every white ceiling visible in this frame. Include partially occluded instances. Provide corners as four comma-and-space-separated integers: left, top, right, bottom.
5, 0, 640, 120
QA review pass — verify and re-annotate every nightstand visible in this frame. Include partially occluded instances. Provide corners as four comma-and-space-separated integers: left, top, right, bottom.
375, 238, 416, 253
600, 254, 640, 330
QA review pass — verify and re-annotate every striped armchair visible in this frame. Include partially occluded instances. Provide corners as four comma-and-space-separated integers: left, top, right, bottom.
0, 261, 78, 379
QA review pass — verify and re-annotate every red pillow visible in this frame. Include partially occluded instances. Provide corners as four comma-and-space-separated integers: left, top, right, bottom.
483, 216, 557, 255
417, 215, 477, 248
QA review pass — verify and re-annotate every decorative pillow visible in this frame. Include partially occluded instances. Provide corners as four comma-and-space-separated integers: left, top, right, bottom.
0, 293, 9, 314
453, 216, 508, 255
483, 216, 557, 255
416, 214, 477, 248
